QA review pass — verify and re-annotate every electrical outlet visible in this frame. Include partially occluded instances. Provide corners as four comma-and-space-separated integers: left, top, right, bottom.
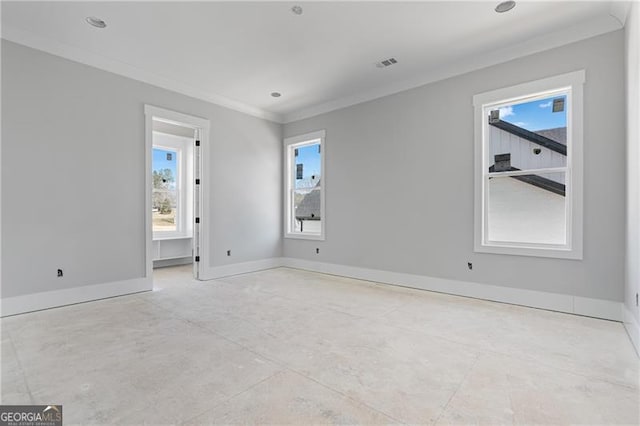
316, 248, 320, 254
467, 262, 473, 270
227, 250, 231, 256
57, 269, 64, 277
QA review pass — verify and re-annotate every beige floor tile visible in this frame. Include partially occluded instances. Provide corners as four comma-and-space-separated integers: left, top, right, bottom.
382, 293, 639, 389
278, 319, 481, 424
184, 370, 397, 425
217, 268, 415, 318
6, 297, 282, 424
436, 352, 640, 425
1, 333, 32, 405
1, 266, 637, 425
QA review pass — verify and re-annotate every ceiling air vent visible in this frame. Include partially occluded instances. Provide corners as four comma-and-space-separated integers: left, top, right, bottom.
375, 57, 398, 68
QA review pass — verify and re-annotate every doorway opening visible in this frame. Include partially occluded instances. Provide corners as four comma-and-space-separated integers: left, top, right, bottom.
144, 105, 210, 287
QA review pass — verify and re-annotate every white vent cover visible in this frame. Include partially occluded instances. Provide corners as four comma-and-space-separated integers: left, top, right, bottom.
375, 57, 398, 68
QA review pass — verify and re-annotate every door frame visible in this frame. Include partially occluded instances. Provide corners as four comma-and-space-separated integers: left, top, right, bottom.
144, 105, 210, 280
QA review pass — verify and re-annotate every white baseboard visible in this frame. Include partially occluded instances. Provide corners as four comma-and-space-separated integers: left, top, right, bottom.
199, 257, 284, 281
573, 296, 623, 320
153, 257, 192, 268
624, 305, 640, 356
0, 277, 152, 317
280, 257, 623, 322
1, 257, 625, 325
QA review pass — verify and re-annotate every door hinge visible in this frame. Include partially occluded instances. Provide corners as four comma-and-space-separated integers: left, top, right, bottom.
195, 256, 200, 262
195, 178, 200, 185
195, 217, 200, 224
195, 140, 200, 147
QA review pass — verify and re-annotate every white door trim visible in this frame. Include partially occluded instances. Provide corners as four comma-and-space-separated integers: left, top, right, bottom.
144, 105, 210, 280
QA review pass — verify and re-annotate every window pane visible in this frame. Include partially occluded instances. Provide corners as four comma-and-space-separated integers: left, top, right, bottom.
293, 187, 321, 233
487, 172, 566, 245
488, 95, 567, 173
294, 143, 321, 189
291, 142, 321, 234
152, 148, 178, 233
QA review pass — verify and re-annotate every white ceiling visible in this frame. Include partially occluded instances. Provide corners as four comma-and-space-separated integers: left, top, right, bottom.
1, 1, 627, 123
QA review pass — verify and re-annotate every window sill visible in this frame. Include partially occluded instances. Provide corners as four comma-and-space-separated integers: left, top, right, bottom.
153, 233, 193, 241
475, 243, 582, 260
285, 233, 325, 241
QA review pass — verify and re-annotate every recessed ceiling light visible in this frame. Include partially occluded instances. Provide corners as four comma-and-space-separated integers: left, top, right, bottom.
271, 92, 282, 98
495, 1, 516, 13
86, 16, 107, 28
291, 5, 303, 15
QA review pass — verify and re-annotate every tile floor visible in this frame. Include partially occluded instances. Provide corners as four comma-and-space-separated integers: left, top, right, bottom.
1, 266, 639, 425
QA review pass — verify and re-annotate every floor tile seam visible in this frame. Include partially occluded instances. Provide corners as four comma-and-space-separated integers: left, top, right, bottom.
195, 279, 322, 308
511, 356, 640, 392
228, 284, 373, 321
282, 366, 407, 425
264, 287, 394, 321
134, 297, 282, 364
164, 311, 294, 371
153, 305, 404, 424
375, 320, 640, 391
482, 327, 640, 389
149, 297, 269, 344
432, 352, 482, 425
185, 318, 287, 365
178, 370, 283, 426
376, 301, 412, 319
153, 303, 640, 398
201, 274, 412, 322
211, 270, 399, 304
467, 344, 639, 393
140, 296, 218, 326
4, 329, 35, 404
279, 269, 429, 299
142, 285, 495, 397
150, 273, 640, 392
368, 318, 492, 355
147, 281, 379, 332
278, 268, 634, 328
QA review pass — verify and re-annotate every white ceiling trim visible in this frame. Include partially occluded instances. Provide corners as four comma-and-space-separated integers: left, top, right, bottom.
1, 7, 624, 126
1, 26, 285, 123
610, 0, 632, 26
282, 13, 622, 123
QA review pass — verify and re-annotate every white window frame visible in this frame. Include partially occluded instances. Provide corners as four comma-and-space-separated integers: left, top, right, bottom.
473, 70, 585, 259
284, 130, 326, 240
152, 131, 193, 240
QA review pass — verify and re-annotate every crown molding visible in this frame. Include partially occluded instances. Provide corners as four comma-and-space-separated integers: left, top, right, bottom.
1, 26, 285, 124
610, 0, 632, 26
1, 10, 624, 127
282, 13, 623, 123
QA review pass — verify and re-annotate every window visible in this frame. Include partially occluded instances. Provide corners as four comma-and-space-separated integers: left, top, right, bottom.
152, 131, 193, 238
473, 71, 584, 259
284, 130, 325, 240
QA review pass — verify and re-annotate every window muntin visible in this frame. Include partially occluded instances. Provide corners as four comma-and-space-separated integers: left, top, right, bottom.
474, 71, 584, 259
284, 131, 325, 240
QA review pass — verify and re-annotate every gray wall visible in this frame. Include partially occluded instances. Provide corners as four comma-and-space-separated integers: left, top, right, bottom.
284, 31, 625, 302
625, 3, 640, 322
1, 40, 282, 299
